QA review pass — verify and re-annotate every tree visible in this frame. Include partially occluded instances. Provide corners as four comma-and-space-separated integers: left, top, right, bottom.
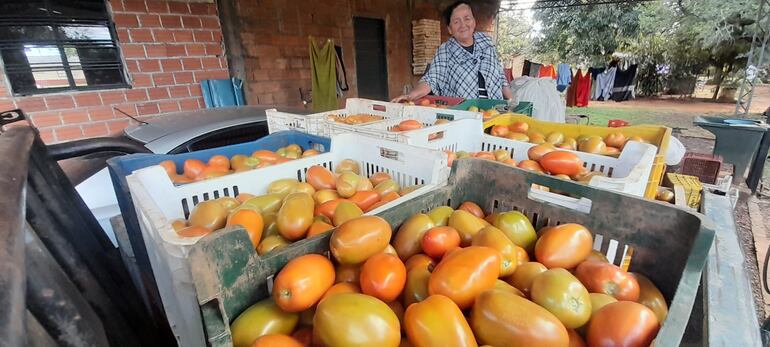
495, 11, 535, 61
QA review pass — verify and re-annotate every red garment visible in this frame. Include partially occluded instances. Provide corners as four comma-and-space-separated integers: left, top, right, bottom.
539, 65, 557, 79
504, 68, 513, 83
575, 69, 591, 107
566, 70, 578, 107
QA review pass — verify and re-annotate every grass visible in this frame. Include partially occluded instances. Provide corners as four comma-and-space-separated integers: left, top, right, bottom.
565, 106, 701, 132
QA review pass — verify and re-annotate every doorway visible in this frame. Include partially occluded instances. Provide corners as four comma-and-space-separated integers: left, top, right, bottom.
353, 17, 388, 100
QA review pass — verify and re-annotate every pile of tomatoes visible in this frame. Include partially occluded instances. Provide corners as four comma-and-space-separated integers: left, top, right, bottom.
489, 121, 649, 157
388, 119, 450, 133
172, 160, 421, 256
230, 202, 668, 347
158, 144, 322, 185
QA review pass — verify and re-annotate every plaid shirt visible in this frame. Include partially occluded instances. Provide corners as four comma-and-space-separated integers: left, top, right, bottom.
422, 32, 508, 99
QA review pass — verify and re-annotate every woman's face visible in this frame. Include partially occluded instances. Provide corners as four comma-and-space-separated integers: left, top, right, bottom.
448, 4, 476, 45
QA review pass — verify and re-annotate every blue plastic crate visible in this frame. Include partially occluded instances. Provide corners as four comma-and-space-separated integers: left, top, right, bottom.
105, 130, 330, 313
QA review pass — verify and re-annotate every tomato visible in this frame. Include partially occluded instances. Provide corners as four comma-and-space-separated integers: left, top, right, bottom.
604, 132, 627, 148
632, 272, 668, 323
513, 245, 530, 266
267, 178, 300, 198
428, 246, 501, 309
208, 154, 230, 169
589, 293, 617, 315
585, 250, 609, 263
493, 211, 537, 253
586, 301, 659, 347
491, 125, 509, 137
360, 253, 407, 302
320, 282, 361, 302
578, 137, 606, 154
421, 226, 461, 259
540, 151, 584, 176
256, 235, 289, 255
314, 198, 345, 219
226, 209, 264, 248
183, 159, 206, 179
335, 263, 361, 284
216, 197, 240, 211
458, 201, 485, 218
251, 334, 304, 347
530, 268, 592, 329
546, 131, 565, 145
312, 189, 339, 205
375, 179, 401, 197
404, 267, 432, 307
306, 165, 336, 190
574, 261, 640, 301
276, 193, 314, 241
399, 119, 424, 131
426, 206, 454, 226
366, 191, 401, 212
534, 223, 593, 269
405, 254, 436, 272
567, 329, 587, 347
273, 254, 335, 312
370, 172, 392, 186
332, 201, 364, 226
306, 220, 334, 238
314, 293, 401, 347
243, 194, 284, 215
171, 219, 187, 232
189, 200, 228, 230
517, 159, 545, 173
508, 121, 530, 133
176, 225, 211, 238
393, 214, 435, 260
494, 279, 525, 297
291, 328, 313, 347
507, 132, 530, 142
404, 295, 477, 347
230, 299, 299, 347
528, 143, 556, 161
448, 210, 489, 246
472, 226, 519, 277
471, 289, 569, 347
602, 146, 621, 156
330, 216, 392, 265
348, 190, 381, 211
506, 261, 547, 296
159, 160, 177, 176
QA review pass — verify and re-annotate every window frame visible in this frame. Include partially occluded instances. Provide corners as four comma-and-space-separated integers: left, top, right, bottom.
0, 0, 130, 96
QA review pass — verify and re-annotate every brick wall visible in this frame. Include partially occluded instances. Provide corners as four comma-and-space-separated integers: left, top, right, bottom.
0, 0, 229, 143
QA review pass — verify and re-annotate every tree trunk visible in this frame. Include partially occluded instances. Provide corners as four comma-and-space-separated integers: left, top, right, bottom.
712, 64, 724, 100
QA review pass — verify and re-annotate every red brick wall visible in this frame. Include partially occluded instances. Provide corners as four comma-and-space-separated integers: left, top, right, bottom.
0, 0, 229, 143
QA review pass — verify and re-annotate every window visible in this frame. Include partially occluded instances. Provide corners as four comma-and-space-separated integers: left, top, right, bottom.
0, 1, 128, 95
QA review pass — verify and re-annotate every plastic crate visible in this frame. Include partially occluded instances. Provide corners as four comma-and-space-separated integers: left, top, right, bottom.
406, 121, 657, 197
266, 98, 405, 137
680, 153, 723, 185
484, 114, 672, 199
665, 173, 703, 209
189, 159, 714, 347
451, 99, 534, 117
413, 95, 464, 106
125, 133, 449, 347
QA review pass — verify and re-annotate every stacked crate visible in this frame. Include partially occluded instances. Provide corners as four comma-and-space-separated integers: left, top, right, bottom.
412, 19, 441, 75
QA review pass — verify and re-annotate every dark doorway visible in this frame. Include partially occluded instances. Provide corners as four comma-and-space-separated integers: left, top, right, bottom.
353, 17, 388, 100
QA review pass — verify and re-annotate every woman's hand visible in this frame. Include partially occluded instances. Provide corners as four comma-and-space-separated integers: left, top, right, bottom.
391, 94, 412, 103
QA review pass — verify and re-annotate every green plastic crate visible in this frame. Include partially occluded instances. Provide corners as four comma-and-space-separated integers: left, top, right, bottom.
452, 98, 533, 117
189, 159, 714, 347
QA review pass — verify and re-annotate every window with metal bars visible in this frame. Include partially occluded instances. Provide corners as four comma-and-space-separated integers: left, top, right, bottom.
0, 0, 128, 96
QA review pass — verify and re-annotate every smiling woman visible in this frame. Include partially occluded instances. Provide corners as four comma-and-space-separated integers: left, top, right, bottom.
393, 1, 513, 102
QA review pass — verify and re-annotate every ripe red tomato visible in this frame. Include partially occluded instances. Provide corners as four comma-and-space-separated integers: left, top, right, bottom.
359, 253, 407, 302
539, 151, 584, 176
458, 201, 485, 218
587, 301, 660, 347
574, 260, 640, 301
421, 226, 461, 259
527, 143, 556, 161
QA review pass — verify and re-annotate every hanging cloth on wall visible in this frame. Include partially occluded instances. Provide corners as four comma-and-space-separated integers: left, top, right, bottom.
539, 64, 557, 79
309, 38, 338, 112
593, 67, 617, 101
556, 63, 572, 92
575, 69, 591, 107
610, 64, 638, 102
334, 45, 349, 92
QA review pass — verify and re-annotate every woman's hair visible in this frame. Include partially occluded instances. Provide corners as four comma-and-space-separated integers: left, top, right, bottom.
443, 1, 474, 26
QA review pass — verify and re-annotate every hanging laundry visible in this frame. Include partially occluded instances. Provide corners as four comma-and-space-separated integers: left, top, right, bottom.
510, 55, 526, 79
556, 63, 572, 92
522, 60, 532, 76
510, 76, 565, 123
575, 69, 592, 107
588, 67, 604, 100
565, 70, 578, 107
593, 67, 616, 101
610, 64, 638, 102
539, 64, 557, 79
309, 38, 337, 111
530, 62, 542, 77
504, 68, 514, 83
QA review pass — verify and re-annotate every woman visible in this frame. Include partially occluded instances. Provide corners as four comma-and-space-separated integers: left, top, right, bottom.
393, 1, 513, 102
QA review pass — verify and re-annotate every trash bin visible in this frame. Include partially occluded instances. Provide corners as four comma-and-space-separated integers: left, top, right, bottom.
694, 115, 770, 185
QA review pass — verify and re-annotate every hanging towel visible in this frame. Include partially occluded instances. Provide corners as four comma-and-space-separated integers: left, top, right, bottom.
611, 64, 638, 102
594, 67, 617, 101
539, 64, 556, 79
588, 67, 603, 100
575, 69, 591, 107
556, 63, 572, 92
309, 38, 337, 112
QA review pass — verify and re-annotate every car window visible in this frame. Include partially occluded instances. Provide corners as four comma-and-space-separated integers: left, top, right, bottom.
169, 121, 270, 154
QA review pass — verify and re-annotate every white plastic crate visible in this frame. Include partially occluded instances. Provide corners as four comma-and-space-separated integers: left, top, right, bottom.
125, 133, 449, 347
406, 123, 656, 197
266, 98, 404, 137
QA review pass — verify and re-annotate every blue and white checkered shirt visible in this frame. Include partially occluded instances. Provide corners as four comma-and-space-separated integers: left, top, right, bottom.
421, 32, 508, 100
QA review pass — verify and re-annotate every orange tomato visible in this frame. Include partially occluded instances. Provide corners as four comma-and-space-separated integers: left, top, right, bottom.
587, 301, 659, 347
291, 328, 313, 347
252, 150, 281, 163
302, 149, 320, 157
458, 201, 484, 218
539, 151, 583, 176
517, 160, 545, 173
226, 209, 264, 248
399, 119, 424, 131
348, 190, 381, 211
235, 193, 256, 203
159, 160, 177, 176
490, 125, 509, 137
534, 223, 593, 269
365, 191, 401, 212
370, 172, 392, 186
405, 254, 436, 272
314, 198, 346, 219
306, 220, 334, 238
604, 132, 628, 148
251, 334, 304, 347
567, 329, 587, 347
421, 226, 461, 259
428, 246, 501, 309
272, 254, 335, 312
320, 282, 361, 302
513, 245, 530, 266
527, 143, 556, 161
171, 174, 194, 184
335, 264, 361, 284
508, 121, 529, 133
306, 165, 336, 190
183, 159, 206, 179
403, 266, 432, 307
176, 225, 212, 238
574, 260, 640, 301
195, 165, 229, 181
208, 155, 230, 169
506, 261, 547, 296
360, 253, 407, 302
404, 295, 477, 347
330, 216, 392, 265
474, 152, 496, 161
